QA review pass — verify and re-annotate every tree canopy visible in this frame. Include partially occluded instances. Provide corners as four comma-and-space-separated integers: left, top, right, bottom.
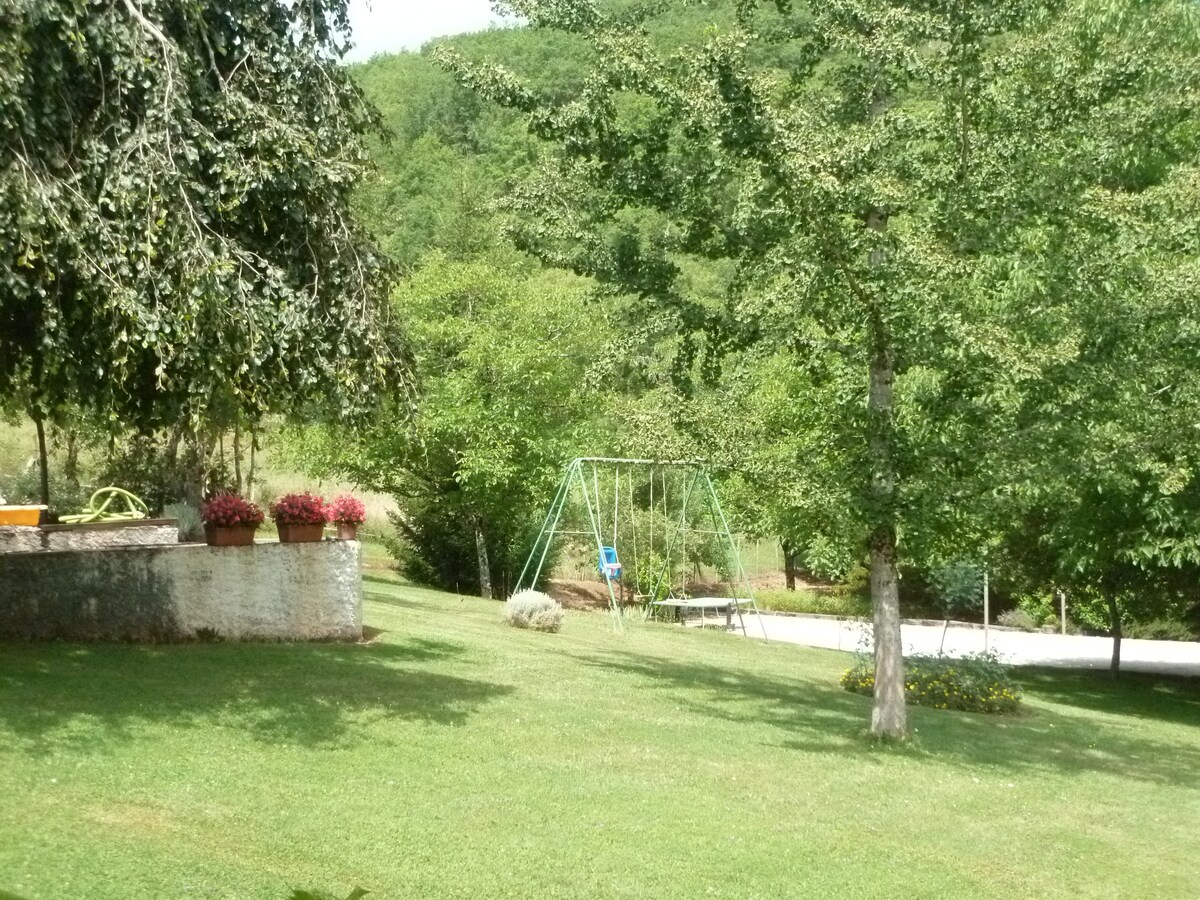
0, 0, 410, 432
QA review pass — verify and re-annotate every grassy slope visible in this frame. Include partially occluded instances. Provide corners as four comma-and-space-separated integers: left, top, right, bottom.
1, 579, 1198, 899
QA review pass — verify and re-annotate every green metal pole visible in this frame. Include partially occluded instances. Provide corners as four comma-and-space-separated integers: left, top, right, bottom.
516, 462, 573, 593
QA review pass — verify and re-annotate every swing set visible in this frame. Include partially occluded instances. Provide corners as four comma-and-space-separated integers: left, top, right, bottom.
514, 457, 768, 638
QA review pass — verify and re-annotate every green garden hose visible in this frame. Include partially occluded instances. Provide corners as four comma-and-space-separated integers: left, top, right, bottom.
58, 487, 150, 524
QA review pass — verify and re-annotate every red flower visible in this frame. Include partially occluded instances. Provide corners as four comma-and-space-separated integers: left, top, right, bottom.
269, 492, 327, 526
201, 494, 265, 528
327, 495, 366, 525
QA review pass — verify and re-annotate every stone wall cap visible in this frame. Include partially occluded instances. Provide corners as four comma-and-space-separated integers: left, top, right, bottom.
41, 518, 178, 533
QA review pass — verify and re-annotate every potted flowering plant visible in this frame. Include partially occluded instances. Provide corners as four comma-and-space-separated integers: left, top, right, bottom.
327, 495, 366, 541
270, 492, 327, 543
201, 494, 264, 547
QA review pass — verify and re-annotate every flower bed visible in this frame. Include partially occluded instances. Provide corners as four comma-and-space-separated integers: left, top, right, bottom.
841, 652, 1022, 714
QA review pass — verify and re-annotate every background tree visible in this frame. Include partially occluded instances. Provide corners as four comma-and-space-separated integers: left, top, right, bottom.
968, 4, 1200, 670
0, 0, 411, 504
278, 254, 604, 597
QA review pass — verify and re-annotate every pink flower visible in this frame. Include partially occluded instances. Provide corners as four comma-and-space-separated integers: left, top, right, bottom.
326, 495, 366, 525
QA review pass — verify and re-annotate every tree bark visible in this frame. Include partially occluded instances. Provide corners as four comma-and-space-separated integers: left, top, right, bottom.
868, 350, 907, 740
232, 423, 243, 494
33, 413, 51, 510
782, 539, 797, 591
64, 429, 80, 488
182, 429, 213, 509
247, 426, 258, 502
1106, 593, 1122, 676
475, 523, 494, 600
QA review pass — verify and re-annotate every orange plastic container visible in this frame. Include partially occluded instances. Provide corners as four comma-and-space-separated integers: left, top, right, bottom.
0, 506, 46, 526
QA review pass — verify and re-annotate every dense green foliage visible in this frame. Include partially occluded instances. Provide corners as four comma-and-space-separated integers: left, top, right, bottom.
277, 256, 603, 596
0, 0, 409, 433
2, 578, 1199, 897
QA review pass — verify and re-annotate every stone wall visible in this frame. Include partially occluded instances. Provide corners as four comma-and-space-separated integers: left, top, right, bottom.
42, 520, 179, 552
0, 541, 362, 642
0, 526, 42, 554
0, 520, 179, 554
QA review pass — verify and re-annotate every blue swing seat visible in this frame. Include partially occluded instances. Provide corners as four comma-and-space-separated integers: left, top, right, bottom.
599, 546, 622, 580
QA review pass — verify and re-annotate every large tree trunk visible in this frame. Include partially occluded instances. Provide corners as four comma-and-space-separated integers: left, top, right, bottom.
33, 413, 50, 510
232, 423, 243, 494
247, 426, 258, 502
1106, 593, 1122, 676
782, 539, 797, 591
182, 429, 214, 510
475, 523, 494, 600
868, 350, 907, 740
64, 429, 80, 488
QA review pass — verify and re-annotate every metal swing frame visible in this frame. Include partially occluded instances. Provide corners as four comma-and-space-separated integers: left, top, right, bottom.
514, 457, 768, 639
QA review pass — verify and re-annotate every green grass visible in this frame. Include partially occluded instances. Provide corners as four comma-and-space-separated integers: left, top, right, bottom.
2, 579, 1199, 899
0, 420, 35, 471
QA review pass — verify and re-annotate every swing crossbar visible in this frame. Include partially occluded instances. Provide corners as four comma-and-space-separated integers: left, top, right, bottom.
571, 457, 705, 467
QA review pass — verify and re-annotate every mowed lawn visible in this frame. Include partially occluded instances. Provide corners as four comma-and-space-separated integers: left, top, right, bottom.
2, 578, 1199, 899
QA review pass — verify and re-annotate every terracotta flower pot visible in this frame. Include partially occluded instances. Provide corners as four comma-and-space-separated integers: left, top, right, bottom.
204, 524, 257, 547
335, 522, 358, 541
277, 522, 325, 543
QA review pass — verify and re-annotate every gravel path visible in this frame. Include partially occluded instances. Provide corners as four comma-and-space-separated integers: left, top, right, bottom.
736, 613, 1200, 677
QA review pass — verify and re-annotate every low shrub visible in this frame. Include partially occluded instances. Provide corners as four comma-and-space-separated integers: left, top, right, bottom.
1124, 618, 1197, 642
840, 652, 1022, 714
164, 501, 203, 541
997, 608, 1038, 632
505, 590, 565, 633
755, 588, 871, 618
1013, 592, 1057, 629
